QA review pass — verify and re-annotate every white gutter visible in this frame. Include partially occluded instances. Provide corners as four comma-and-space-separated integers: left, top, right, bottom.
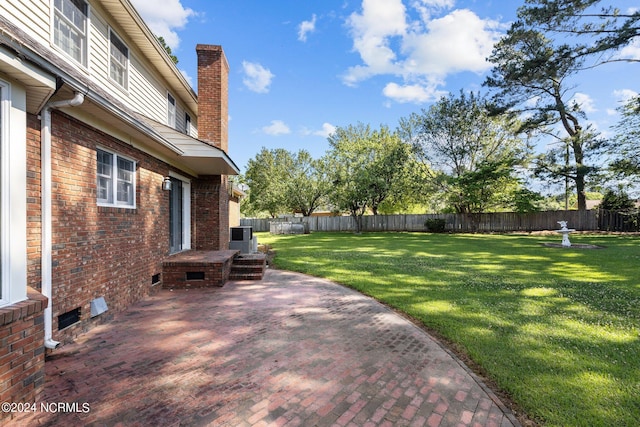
41, 92, 85, 350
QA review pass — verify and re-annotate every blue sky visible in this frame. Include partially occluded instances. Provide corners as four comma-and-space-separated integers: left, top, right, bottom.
130, 0, 639, 176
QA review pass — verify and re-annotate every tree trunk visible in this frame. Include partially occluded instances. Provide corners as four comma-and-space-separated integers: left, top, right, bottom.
572, 136, 587, 211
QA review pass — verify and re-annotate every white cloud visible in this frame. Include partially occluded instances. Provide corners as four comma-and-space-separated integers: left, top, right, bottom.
242, 61, 275, 93
410, 0, 455, 22
608, 89, 639, 115
401, 9, 502, 77
300, 122, 337, 137
262, 120, 291, 136
314, 122, 337, 137
382, 82, 445, 104
613, 89, 638, 103
571, 92, 597, 113
344, 0, 407, 83
343, 0, 505, 104
617, 37, 640, 61
130, 0, 196, 49
298, 14, 317, 42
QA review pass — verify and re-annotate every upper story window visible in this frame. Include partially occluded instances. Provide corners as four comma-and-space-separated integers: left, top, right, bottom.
167, 93, 176, 128
53, 0, 89, 66
109, 30, 129, 89
97, 148, 136, 208
185, 113, 191, 135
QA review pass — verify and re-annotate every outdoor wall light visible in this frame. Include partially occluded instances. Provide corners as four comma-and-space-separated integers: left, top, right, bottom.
162, 176, 172, 191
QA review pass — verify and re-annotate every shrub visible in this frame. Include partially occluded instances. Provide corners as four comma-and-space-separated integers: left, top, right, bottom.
425, 218, 446, 232
599, 190, 635, 212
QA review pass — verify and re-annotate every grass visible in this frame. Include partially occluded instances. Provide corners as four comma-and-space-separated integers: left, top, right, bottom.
257, 231, 640, 427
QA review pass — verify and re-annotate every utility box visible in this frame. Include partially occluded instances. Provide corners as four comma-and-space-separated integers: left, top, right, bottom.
230, 226, 254, 253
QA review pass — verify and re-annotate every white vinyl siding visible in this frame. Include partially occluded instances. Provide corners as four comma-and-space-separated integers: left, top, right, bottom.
0, 1, 198, 140
1, 1, 51, 46
128, 54, 167, 122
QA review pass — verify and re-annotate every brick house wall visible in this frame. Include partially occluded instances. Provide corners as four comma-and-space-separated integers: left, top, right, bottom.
195, 44, 231, 251
27, 114, 43, 291
196, 45, 229, 152
30, 110, 189, 343
193, 175, 230, 251
0, 290, 47, 422
1, 2, 235, 418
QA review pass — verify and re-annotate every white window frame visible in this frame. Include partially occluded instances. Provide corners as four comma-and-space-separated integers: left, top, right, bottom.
167, 93, 176, 128
185, 112, 191, 136
52, 0, 89, 67
96, 147, 136, 209
109, 29, 129, 90
0, 80, 27, 307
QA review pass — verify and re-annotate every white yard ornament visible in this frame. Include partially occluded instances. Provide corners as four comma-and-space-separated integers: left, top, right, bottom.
557, 221, 575, 247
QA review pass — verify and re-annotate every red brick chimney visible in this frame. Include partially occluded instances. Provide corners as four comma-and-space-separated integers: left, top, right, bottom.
196, 44, 229, 153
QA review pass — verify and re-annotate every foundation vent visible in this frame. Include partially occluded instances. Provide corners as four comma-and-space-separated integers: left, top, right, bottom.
186, 271, 205, 280
58, 307, 81, 330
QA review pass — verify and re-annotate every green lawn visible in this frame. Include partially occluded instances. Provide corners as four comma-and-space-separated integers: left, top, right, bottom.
258, 231, 640, 427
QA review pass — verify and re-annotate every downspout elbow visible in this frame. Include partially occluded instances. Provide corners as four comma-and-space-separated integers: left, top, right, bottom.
44, 338, 61, 349
48, 91, 85, 109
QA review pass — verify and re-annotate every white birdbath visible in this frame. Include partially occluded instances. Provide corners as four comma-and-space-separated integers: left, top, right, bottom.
557, 221, 575, 247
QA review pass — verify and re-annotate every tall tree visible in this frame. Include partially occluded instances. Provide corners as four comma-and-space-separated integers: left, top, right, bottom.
327, 123, 410, 232
157, 36, 179, 65
518, 0, 639, 65
485, 23, 604, 210
244, 148, 291, 218
399, 91, 527, 214
610, 95, 640, 179
282, 151, 332, 216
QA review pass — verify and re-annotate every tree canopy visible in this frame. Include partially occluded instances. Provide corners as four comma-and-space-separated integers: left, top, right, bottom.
518, 0, 640, 66
243, 148, 332, 218
610, 95, 640, 180
327, 123, 411, 232
157, 36, 179, 65
485, 20, 605, 210
399, 91, 529, 213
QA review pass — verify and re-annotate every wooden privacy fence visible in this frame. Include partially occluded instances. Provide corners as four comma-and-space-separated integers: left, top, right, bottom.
598, 210, 640, 232
241, 210, 602, 233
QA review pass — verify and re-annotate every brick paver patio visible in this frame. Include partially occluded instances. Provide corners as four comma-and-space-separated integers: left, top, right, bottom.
14, 269, 520, 426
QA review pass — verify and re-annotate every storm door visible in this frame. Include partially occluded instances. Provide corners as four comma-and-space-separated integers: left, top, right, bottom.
169, 177, 183, 253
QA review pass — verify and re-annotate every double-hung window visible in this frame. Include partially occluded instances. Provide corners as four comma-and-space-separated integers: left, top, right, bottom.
97, 148, 136, 208
53, 0, 88, 66
185, 113, 191, 135
167, 93, 176, 128
109, 30, 129, 89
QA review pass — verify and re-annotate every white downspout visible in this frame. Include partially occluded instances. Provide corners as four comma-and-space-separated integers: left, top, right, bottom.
41, 92, 85, 350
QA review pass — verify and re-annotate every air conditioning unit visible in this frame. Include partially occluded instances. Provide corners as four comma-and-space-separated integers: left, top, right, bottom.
230, 226, 254, 253
230, 226, 252, 242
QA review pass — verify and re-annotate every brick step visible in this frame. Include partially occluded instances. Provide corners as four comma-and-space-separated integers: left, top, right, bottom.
230, 265, 264, 273
229, 253, 266, 280
229, 272, 265, 280
233, 254, 267, 266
